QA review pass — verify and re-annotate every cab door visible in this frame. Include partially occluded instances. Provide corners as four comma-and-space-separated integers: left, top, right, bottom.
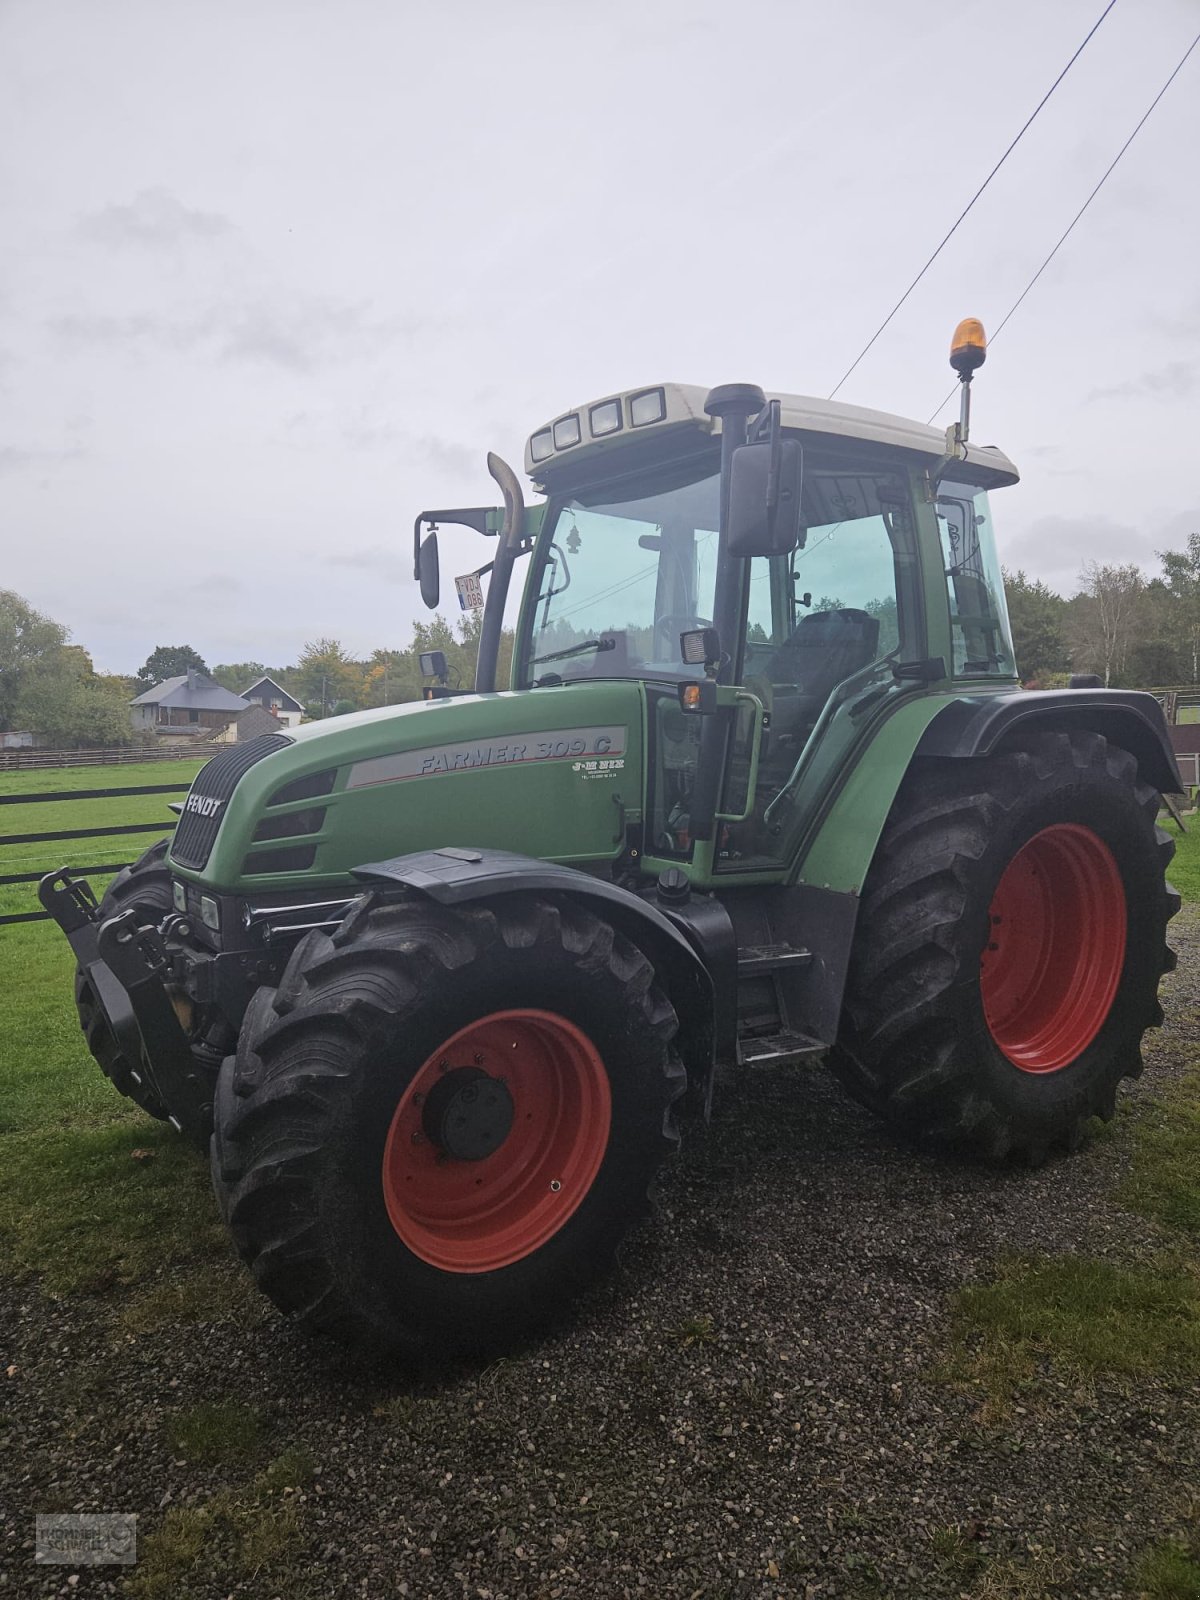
715, 460, 924, 873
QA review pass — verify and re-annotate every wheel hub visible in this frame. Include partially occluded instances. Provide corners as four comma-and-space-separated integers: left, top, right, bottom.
422, 1067, 515, 1161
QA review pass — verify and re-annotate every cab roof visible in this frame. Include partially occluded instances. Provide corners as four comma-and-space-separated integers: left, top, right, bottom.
524, 381, 1019, 491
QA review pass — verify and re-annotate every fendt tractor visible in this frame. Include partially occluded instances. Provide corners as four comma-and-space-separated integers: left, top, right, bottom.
42, 322, 1181, 1353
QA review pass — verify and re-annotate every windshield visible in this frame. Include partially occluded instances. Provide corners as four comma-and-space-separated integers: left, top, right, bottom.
520, 456, 721, 685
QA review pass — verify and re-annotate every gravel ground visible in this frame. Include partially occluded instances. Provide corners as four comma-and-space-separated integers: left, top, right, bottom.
3, 913, 1198, 1600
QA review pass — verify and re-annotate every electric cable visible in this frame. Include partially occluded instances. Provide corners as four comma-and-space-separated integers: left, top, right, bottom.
827, 0, 1117, 401
927, 24, 1200, 424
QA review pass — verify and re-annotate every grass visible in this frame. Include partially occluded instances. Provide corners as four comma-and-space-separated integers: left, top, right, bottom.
125, 1446, 315, 1598
0, 1113, 227, 1293
1120, 1064, 1200, 1239
0, 759, 221, 1294
954, 1254, 1200, 1379
167, 1401, 266, 1465
1133, 1540, 1200, 1599
0, 755, 204, 921
1166, 819, 1200, 908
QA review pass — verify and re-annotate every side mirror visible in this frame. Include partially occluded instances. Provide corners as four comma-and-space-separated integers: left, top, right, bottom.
727, 438, 804, 558
418, 531, 440, 609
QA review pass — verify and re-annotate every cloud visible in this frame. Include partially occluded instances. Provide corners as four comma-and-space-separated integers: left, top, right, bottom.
0, 443, 86, 473
79, 188, 234, 249
1087, 362, 1195, 403
47, 296, 416, 373
342, 413, 482, 479
325, 545, 409, 580
1002, 513, 1146, 595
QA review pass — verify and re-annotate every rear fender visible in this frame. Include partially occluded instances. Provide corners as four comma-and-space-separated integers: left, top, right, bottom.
351, 848, 725, 1075
914, 689, 1182, 795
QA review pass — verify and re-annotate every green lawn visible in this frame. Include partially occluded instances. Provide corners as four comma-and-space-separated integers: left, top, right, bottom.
1168, 816, 1200, 905
0, 756, 204, 921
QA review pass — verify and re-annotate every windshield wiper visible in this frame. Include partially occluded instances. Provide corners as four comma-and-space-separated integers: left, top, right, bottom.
529, 637, 616, 666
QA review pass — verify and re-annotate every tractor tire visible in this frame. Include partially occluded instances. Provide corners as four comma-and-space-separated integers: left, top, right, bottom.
74, 838, 173, 1120
211, 892, 685, 1354
833, 729, 1179, 1161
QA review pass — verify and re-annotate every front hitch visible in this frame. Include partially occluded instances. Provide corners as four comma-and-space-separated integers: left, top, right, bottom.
38, 869, 212, 1141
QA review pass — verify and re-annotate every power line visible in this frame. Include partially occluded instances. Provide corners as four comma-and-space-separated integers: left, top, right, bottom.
927, 25, 1200, 424
827, 0, 1117, 401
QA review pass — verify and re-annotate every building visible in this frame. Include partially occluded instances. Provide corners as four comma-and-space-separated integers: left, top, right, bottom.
130, 669, 250, 737
214, 703, 291, 744
241, 675, 305, 729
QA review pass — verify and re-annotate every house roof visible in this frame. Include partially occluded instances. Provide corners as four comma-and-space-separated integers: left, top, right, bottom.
130, 670, 249, 712
242, 675, 305, 712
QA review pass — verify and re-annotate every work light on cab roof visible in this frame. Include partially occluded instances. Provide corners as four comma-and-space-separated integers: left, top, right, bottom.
39, 313, 1183, 1359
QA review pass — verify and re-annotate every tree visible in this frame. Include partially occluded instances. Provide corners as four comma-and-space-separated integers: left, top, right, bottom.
1069, 562, 1144, 687
0, 589, 69, 729
211, 661, 267, 694
135, 644, 209, 690
293, 639, 363, 717
1002, 569, 1069, 683
1159, 531, 1200, 685
14, 657, 132, 746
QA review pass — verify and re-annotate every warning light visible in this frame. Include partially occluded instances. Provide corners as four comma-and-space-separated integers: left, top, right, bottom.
950, 317, 987, 376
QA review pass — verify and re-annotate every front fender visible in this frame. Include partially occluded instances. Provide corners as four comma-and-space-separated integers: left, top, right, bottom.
352, 847, 724, 1075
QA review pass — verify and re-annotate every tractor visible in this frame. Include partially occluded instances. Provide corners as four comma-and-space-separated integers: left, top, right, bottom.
41, 321, 1181, 1353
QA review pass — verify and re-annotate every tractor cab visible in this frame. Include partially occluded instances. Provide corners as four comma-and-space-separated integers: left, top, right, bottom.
416, 372, 1020, 879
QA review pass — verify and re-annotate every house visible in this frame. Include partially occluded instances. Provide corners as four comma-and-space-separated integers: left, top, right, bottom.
241, 675, 304, 729
130, 669, 250, 737
215, 703, 290, 745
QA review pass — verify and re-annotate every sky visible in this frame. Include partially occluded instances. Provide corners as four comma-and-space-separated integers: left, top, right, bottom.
2, 0, 1198, 675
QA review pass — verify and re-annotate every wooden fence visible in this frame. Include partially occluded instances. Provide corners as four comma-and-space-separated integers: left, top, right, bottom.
0, 744, 220, 772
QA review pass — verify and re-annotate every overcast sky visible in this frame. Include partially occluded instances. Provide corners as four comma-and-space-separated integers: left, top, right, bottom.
2, 0, 1198, 675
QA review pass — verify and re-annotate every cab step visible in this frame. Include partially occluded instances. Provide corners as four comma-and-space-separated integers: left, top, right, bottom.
736, 943, 812, 977
737, 1029, 826, 1066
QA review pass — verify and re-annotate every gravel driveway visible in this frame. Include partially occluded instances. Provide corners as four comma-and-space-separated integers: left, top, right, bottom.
3, 914, 1197, 1599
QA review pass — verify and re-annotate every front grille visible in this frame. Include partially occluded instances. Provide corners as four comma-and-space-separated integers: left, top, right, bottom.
171, 733, 292, 870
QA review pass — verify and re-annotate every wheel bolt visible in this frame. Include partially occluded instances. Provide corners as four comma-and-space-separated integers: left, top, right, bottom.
411, 1131, 425, 1144
549, 1179, 562, 1193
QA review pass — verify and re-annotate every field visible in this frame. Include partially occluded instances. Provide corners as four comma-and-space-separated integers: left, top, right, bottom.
1, 768, 1199, 1598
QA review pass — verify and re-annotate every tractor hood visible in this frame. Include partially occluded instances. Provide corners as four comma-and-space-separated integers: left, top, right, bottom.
169, 681, 645, 893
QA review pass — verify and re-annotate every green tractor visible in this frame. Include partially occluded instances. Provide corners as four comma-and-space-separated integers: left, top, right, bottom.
42, 322, 1180, 1353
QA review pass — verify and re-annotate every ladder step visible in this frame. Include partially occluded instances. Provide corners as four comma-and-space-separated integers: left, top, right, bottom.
738, 1030, 826, 1066
737, 943, 812, 977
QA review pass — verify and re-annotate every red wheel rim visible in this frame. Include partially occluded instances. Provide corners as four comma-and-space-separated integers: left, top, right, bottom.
381, 1009, 611, 1273
980, 824, 1127, 1074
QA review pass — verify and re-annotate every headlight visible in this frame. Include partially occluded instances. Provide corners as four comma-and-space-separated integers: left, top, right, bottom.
552, 414, 581, 449
529, 428, 554, 462
589, 399, 622, 437
629, 387, 666, 427
200, 895, 220, 931
172, 880, 187, 912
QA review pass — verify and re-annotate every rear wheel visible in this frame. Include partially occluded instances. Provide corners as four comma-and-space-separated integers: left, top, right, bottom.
211, 893, 684, 1353
74, 839, 172, 1119
833, 730, 1179, 1160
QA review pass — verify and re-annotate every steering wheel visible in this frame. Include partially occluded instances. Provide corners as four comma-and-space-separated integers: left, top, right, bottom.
654, 614, 714, 659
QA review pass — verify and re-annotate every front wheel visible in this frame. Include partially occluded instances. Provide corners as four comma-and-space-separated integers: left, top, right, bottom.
211, 893, 684, 1353
833, 730, 1179, 1161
